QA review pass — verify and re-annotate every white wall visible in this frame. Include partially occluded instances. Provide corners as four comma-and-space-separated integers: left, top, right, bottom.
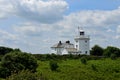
78, 39, 89, 55
74, 37, 90, 55
51, 47, 64, 55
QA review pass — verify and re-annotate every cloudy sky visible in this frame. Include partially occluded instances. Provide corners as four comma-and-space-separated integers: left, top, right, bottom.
0, 0, 120, 53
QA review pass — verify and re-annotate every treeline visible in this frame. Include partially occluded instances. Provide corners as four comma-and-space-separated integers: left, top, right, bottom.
33, 53, 102, 61
90, 45, 120, 59
0, 46, 21, 60
33, 45, 120, 61
0, 45, 120, 61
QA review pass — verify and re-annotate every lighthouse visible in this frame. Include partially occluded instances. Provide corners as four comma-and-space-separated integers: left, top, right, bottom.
74, 27, 90, 55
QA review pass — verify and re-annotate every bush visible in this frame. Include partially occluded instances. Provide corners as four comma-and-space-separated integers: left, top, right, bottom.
0, 51, 38, 78
6, 70, 47, 80
49, 60, 59, 71
91, 64, 98, 71
0, 66, 10, 78
81, 57, 87, 64
110, 54, 117, 60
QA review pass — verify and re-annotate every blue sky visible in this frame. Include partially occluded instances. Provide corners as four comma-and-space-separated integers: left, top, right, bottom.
0, 0, 120, 53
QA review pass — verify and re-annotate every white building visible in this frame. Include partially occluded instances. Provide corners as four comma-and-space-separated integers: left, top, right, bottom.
51, 41, 78, 55
51, 28, 90, 55
74, 29, 90, 55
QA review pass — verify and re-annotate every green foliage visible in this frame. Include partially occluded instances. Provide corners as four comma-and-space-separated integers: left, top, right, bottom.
110, 53, 117, 60
49, 60, 59, 71
33, 54, 78, 61
37, 59, 120, 80
104, 46, 120, 57
0, 66, 10, 78
0, 45, 120, 80
91, 64, 98, 71
0, 51, 38, 78
0, 46, 13, 55
6, 70, 47, 80
90, 45, 104, 56
81, 56, 87, 64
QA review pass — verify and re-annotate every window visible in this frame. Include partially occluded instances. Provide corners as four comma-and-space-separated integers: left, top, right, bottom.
76, 40, 78, 43
85, 40, 87, 43
85, 51, 87, 54
76, 45, 78, 48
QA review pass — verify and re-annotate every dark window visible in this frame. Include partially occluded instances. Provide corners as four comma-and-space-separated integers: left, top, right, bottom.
85, 51, 87, 54
76, 45, 78, 48
80, 32, 84, 35
76, 40, 78, 43
85, 40, 87, 43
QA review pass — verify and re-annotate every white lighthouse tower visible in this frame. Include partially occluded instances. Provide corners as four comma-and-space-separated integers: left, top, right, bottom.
74, 27, 90, 55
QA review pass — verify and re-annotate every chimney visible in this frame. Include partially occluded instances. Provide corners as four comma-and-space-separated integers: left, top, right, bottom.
66, 40, 70, 44
59, 41, 62, 45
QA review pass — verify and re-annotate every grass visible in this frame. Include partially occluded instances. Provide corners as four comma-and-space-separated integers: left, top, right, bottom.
37, 58, 120, 80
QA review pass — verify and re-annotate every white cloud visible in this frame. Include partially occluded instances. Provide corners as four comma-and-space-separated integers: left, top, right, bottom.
0, 0, 14, 18
117, 25, 120, 33
13, 22, 54, 37
115, 35, 120, 39
0, 29, 17, 40
0, 29, 18, 47
0, 0, 68, 23
62, 7, 120, 29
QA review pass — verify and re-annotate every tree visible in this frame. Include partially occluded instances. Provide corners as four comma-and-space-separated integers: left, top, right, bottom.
0, 51, 38, 78
0, 46, 13, 55
104, 46, 120, 57
90, 45, 104, 56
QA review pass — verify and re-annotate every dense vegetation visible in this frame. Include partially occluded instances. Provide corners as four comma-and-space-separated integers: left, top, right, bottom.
90, 45, 120, 58
37, 58, 120, 80
0, 45, 120, 80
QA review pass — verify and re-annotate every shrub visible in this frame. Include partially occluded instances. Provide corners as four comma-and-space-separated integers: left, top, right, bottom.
49, 60, 59, 71
81, 57, 87, 64
0, 66, 10, 78
6, 70, 47, 80
0, 51, 38, 78
91, 64, 98, 71
110, 54, 117, 60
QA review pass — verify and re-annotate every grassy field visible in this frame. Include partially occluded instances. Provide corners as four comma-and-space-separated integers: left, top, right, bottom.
37, 58, 120, 80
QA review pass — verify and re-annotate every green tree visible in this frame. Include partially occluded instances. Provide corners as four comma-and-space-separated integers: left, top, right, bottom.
104, 46, 120, 57
0, 46, 13, 55
0, 51, 38, 78
90, 45, 104, 56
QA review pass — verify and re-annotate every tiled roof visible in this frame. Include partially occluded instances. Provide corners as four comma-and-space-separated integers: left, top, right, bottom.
51, 41, 74, 48
51, 43, 64, 48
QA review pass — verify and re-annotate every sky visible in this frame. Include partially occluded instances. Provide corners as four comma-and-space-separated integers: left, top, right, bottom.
0, 0, 120, 54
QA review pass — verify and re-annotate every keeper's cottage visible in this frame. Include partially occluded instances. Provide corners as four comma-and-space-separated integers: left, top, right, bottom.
51, 28, 90, 55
